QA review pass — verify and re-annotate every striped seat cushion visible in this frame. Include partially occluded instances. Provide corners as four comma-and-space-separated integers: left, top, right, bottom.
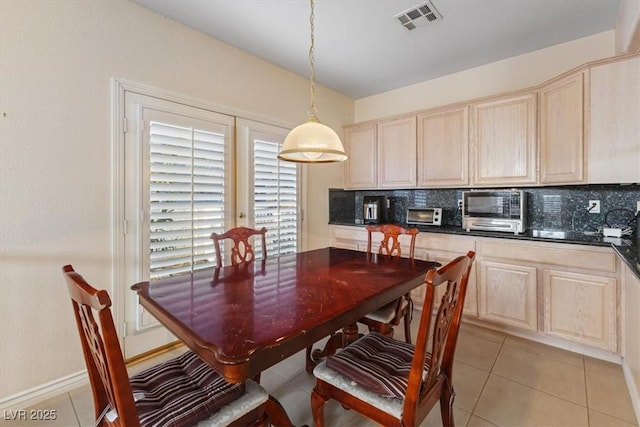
326, 332, 430, 399
127, 351, 245, 427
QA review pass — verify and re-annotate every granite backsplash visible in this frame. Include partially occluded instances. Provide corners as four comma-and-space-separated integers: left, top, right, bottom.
329, 185, 640, 234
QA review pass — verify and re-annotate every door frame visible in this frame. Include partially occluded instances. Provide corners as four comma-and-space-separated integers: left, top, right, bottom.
111, 78, 303, 355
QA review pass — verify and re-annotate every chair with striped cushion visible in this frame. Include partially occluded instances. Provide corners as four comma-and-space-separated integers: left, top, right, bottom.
210, 227, 268, 267
311, 251, 475, 427
359, 224, 419, 343
62, 265, 269, 427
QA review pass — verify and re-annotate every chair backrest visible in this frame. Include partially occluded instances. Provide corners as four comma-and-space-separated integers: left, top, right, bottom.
366, 224, 418, 259
402, 251, 475, 425
62, 265, 140, 427
210, 226, 268, 267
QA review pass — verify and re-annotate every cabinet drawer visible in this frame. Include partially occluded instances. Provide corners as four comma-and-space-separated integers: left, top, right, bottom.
332, 225, 367, 243
415, 233, 475, 254
478, 239, 616, 273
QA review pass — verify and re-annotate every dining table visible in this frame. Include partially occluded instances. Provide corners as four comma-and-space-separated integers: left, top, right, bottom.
131, 246, 439, 426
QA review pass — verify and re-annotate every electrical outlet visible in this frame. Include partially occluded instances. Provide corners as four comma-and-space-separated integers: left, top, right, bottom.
457, 199, 463, 210
588, 200, 600, 214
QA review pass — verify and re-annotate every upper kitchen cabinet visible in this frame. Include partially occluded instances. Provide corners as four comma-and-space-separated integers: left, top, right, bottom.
417, 105, 470, 187
470, 92, 538, 186
589, 55, 640, 184
343, 122, 377, 189
539, 72, 586, 184
377, 115, 417, 188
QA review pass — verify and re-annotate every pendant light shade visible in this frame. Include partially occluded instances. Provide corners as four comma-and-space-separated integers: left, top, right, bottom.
278, 0, 347, 163
279, 117, 347, 163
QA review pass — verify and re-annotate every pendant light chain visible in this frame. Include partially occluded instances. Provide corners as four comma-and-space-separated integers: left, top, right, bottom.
278, 0, 347, 163
308, 0, 317, 120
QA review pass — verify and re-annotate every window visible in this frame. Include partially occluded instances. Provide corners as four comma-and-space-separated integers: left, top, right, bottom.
254, 138, 298, 257
148, 121, 227, 280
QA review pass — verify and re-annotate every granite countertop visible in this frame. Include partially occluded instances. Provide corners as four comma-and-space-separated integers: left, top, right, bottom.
329, 221, 640, 280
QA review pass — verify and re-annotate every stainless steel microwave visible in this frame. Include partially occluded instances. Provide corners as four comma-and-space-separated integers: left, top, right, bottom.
407, 207, 442, 226
462, 190, 526, 234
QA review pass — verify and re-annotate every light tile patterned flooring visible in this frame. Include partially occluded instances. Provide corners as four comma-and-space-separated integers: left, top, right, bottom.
2, 321, 637, 427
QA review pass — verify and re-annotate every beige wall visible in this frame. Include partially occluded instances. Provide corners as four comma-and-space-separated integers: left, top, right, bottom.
0, 0, 627, 406
355, 31, 615, 122
0, 0, 353, 402
616, 1, 640, 53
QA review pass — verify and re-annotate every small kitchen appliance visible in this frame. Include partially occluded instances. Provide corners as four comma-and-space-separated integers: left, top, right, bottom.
462, 189, 527, 234
363, 196, 386, 224
407, 207, 442, 226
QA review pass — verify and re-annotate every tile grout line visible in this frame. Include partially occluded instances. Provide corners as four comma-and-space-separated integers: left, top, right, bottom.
66, 392, 83, 427
464, 334, 507, 426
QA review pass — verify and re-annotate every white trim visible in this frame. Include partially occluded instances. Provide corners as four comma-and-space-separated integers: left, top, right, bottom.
623, 359, 640, 425
0, 371, 88, 412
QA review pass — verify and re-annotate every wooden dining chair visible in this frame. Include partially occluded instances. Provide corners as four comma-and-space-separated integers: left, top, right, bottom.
311, 251, 476, 427
359, 224, 419, 343
211, 226, 268, 267
62, 265, 269, 427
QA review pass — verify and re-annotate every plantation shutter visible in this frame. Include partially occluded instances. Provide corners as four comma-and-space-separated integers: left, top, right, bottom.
253, 138, 298, 258
148, 118, 230, 280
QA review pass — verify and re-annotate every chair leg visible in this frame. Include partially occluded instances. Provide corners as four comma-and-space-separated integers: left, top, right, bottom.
370, 322, 394, 338
311, 389, 328, 427
403, 311, 412, 344
439, 380, 456, 427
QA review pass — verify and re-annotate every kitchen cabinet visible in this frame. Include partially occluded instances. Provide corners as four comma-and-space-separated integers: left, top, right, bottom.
413, 233, 477, 316
377, 116, 417, 188
343, 123, 377, 189
623, 262, 640, 418
343, 116, 416, 189
543, 269, 616, 351
478, 260, 538, 331
477, 238, 618, 350
539, 71, 586, 184
417, 105, 470, 187
470, 92, 538, 186
589, 55, 640, 184
331, 225, 623, 356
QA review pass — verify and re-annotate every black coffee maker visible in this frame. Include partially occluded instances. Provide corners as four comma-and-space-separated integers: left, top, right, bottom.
363, 196, 386, 224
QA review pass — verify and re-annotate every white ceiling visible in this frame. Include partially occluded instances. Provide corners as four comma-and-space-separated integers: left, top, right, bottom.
131, 0, 621, 99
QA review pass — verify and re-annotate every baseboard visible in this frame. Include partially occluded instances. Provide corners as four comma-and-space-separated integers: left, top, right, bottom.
0, 371, 88, 413
622, 358, 640, 425
462, 316, 622, 364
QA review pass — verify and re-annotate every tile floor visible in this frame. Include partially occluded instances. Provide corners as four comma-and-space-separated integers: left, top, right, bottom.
2, 321, 637, 427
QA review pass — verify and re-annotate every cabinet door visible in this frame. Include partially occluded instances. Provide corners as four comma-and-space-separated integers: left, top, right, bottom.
378, 116, 417, 188
471, 93, 537, 186
417, 106, 469, 187
543, 269, 616, 352
623, 265, 640, 397
344, 123, 377, 189
589, 56, 640, 184
539, 72, 585, 184
478, 261, 538, 331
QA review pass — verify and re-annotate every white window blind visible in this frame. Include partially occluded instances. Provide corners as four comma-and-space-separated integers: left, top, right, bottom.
254, 139, 298, 257
149, 121, 226, 280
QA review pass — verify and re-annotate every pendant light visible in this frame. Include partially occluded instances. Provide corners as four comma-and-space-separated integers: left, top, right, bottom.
278, 0, 348, 163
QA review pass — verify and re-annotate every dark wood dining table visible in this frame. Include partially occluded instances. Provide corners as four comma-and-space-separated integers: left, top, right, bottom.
131, 247, 439, 426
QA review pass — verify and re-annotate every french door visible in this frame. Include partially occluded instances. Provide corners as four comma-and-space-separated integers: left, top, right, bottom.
120, 91, 301, 357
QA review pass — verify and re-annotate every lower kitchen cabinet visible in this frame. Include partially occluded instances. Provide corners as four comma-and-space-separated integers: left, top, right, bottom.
623, 263, 640, 415
543, 269, 616, 352
331, 225, 622, 356
478, 261, 538, 331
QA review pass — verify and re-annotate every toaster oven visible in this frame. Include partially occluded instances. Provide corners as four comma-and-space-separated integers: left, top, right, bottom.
406, 207, 442, 226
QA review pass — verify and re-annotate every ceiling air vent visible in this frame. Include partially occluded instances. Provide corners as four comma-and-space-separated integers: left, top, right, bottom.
395, 1, 442, 31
